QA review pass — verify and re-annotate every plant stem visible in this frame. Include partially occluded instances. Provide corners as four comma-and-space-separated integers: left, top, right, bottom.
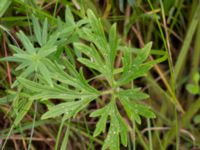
27, 101, 37, 150
55, 116, 65, 150
147, 119, 153, 150
174, 2, 200, 80
174, 106, 180, 150
101, 89, 114, 95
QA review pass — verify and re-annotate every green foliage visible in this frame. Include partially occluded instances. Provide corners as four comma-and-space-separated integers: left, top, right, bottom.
0, 0, 11, 17
186, 72, 200, 95
194, 115, 200, 124
90, 99, 130, 150
1, 8, 160, 150
119, 0, 135, 12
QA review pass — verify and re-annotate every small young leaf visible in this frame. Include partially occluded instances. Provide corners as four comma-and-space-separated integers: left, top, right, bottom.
194, 115, 200, 124
186, 84, 199, 95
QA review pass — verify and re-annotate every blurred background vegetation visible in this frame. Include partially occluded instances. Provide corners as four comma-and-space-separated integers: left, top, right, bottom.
0, 0, 200, 149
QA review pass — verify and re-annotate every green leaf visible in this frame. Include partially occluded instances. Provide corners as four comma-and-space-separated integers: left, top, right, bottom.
194, 115, 200, 124
33, 92, 96, 101
132, 42, 152, 65
17, 31, 35, 53
51, 67, 80, 87
186, 84, 199, 95
13, 99, 33, 126
62, 57, 79, 77
55, 59, 99, 94
86, 9, 108, 56
118, 88, 149, 100
79, 27, 95, 42
74, 43, 94, 58
13, 53, 32, 60
118, 62, 153, 86
42, 99, 92, 119
18, 64, 35, 77
109, 23, 118, 70
90, 106, 109, 136
0, 95, 15, 104
0, 0, 11, 17
32, 15, 42, 46
163, 0, 176, 14
133, 103, 156, 118
120, 42, 152, 80
91, 101, 129, 150
78, 58, 101, 71
9, 45, 25, 54
122, 47, 132, 74
38, 62, 53, 87
74, 43, 103, 66
42, 18, 48, 45
18, 77, 98, 100
64, 46, 75, 65
18, 77, 50, 92
87, 9, 105, 40
15, 61, 31, 70
102, 103, 129, 150
0, 56, 23, 62
102, 120, 120, 150
119, 96, 141, 124
193, 72, 200, 84
38, 46, 57, 57
119, 0, 124, 12
65, 5, 75, 26
11, 65, 35, 88
115, 107, 129, 147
